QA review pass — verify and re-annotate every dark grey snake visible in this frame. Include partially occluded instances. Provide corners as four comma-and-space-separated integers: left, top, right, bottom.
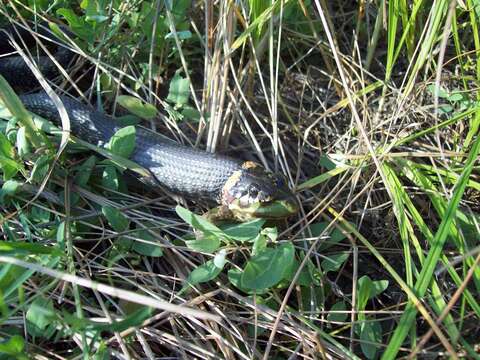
0, 21, 297, 220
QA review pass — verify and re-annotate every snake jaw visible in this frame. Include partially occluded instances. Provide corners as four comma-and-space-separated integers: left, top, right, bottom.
221, 162, 298, 220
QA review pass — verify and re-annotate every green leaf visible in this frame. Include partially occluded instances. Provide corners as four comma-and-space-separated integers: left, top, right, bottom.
213, 249, 227, 268
181, 106, 201, 122
102, 206, 129, 232
221, 218, 265, 242
327, 301, 348, 323
357, 275, 373, 311
117, 96, 157, 120
360, 321, 382, 359
252, 233, 267, 256
176, 205, 228, 240
116, 115, 141, 126
26, 297, 56, 332
74, 156, 97, 187
131, 230, 163, 257
165, 30, 192, 40
16, 127, 30, 158
284, 257, 320, 287
0, 335, 25, 357
186, 259, 224, 287
371, 279, 389, 298
321, 252, 349, 273
0, 240, 61, 256
102, 165, 119, 191
0, 180, 21, 203
0, 132, 13, 158
185, 234, 220, 253
106, 126, 136, 158
357, 277, 387, 310
0, 155, 21, 180
240, 242, 295, 290
447, 92, 464, 102
30, 154, 52, 183
57, 8, 95, 42
427, 84, 449, 98
0, 132, 19, 180
166, 74, 190, 106
308, 222, 348, 250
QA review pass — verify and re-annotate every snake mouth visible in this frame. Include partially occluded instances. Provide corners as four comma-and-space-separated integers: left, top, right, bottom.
227, 195, 299, 221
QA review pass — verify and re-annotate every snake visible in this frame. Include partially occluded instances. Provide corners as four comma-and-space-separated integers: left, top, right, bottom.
0, 21, 298, 221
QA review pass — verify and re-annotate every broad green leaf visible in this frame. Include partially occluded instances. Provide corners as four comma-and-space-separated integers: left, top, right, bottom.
74, 156, 97, 187
0, 132, 13, 158
0, 241, 61, 256
117, 96, 157, 120
357, 275, 373, 311
26, 297, 56, 332
284, 257, 320, 287
360, 321, 383, 359
185, 234, 220, 253
102, 165, 119, 191
176, 206, 228, 241
370, 279, 389, 299
213, 249, 227, 268
321, 252, 349, 273
102, 206, 129, 232
181, 106, 201, 122
106, 126, 136, 158
261, 227, 278, 241
327, 301, 348, 323
0, 75, 44, 147
240, 242, 295, 290
30, 154, 52, 183
131, 230, 163, 257
0, 155, 21, 180
165, 30, 192, 40
16, 127, 30, 158
116, 115, 141, 126
0, 335, 26, 358
227, 268, 269, 295
0, 132, 19, 180
427, 84, 449, 98
222, 218, 265, 242
447, 92, 464, 102
308, 222, 347, 250
166, 74, 190, 106
186, 259, 224, 287
252, 233, 267, 255
57, 8, 95, 42
56, 221, 68, 249
0, 180, 21, 203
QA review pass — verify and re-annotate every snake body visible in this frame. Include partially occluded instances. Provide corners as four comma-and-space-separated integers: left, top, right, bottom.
19, 93, 243, 200
0, 22, 297, 218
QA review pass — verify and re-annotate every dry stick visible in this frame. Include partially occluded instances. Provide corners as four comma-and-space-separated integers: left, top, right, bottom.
0, 256, 220, 322
408, 251, 480, 359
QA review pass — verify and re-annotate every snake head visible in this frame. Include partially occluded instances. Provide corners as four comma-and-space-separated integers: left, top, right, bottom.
221, 161, 298, 221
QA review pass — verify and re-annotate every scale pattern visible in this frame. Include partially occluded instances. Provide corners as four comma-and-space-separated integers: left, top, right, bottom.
19, 93, 243, 201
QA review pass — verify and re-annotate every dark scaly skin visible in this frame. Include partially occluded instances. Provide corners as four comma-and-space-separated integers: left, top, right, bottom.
0, 23, 298, 220
19, 93, 243, 201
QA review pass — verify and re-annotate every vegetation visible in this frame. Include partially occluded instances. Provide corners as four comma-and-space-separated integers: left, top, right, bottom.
1, 0, 480, 358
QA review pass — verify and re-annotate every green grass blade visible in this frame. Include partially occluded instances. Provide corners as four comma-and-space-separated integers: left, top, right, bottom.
381, 131, 480, 359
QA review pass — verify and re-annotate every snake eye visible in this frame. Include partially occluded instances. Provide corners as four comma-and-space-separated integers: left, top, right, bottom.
249, 186, 259, 197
